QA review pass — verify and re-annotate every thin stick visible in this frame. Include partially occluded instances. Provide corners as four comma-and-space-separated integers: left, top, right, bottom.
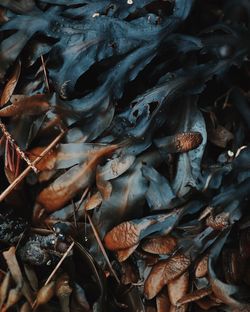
86, 212, 120, 284
0, 130, 66, 203
41, 55, 50, 93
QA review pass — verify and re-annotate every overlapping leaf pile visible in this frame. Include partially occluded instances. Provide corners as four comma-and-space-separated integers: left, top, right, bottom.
0, 0, 250, 311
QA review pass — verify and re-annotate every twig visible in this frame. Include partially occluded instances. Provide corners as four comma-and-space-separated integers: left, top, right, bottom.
41, 55, 50, 93
0, 129, 66, 203
86, 212, 120, 284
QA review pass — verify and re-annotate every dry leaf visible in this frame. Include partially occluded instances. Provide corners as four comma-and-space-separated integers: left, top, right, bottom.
195, 255, 208, 278
116, 244, 139, 262
142, 235, 177, 255
0, 61, 21, 106
144, 253, 191, 299
85, 191, 103, 211
0, 272, 11, 309
20, 301, 32, 312
154, 132, 202, 153
168, 271, 189, 305
24, 265, 38, 291
177, 287, 212, 305
3, 247, 34, 305
3, 287, 22, 311
56, 273, 72, 312
156, 289, 171, 312
35, 281, 55, 308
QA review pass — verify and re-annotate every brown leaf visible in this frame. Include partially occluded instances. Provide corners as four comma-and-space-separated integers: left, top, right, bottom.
28, 147, 57, 171
35, 281, 55, 308
195, 255, 208, 278
144, 253, 191, 299
168, 271, 189, 305
37, 143, 120, 212
156, 289, 171, 312
177, 287, 212, 305
20, 302, 32, 312
3, 247, 34, 305
120, 261, 139, 285
169, 304, 187, 312
56, 273, 72, 312
154, 132, 203, 153
96, 167, 113, 200
142, 235, 177, 255
85, 191, 103, 211
0, 94, 50, 117
24, 265, 38, 291
116, 244, 139, 262
0, 61, 21, 106
3, 287, 22, 311
104, 219, 152, 251
0, 272, 11, 309
206, 212, 229, 230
